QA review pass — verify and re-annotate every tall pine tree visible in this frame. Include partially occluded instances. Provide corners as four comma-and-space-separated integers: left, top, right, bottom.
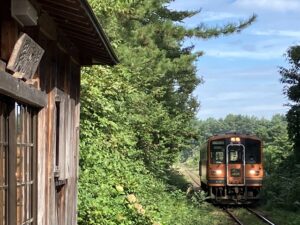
84, 0, 256, 170
279, 45, 300, 162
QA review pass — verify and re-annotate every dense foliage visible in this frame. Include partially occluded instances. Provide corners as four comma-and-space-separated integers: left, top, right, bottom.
279, 45, 300, 162
78, 0, 255, 224
261, 45, 300, 211
77, 58, 230, 225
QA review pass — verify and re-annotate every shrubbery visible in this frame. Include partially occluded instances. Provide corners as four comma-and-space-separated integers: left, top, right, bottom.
78, 1, 256, 224
262, 156, 300, 211
78, 68, 230, 225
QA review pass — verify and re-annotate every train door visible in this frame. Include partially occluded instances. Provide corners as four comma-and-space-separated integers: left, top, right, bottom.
226, 144, 245, 186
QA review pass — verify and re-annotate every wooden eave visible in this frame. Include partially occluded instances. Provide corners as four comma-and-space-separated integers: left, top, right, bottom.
37, 0, 118, 66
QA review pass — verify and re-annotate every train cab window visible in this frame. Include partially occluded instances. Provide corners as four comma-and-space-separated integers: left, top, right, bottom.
228, 145, 243, 163
210, 140, 225, 163
245, 139, 261, 163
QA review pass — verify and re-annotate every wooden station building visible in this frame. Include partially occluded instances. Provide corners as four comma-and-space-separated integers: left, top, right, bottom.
0, 0, 118, 224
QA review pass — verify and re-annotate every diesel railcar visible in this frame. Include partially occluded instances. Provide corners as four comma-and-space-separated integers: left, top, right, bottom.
199, 133, 263, 204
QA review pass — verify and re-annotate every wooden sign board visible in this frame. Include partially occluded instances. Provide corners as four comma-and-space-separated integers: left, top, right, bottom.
7, 33, 44, 80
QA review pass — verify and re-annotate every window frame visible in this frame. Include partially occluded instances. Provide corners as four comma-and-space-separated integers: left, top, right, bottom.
228, 145, 243, 164
245, 139, 261, 164
210, 140, 226, 164
0, 96, 37, 225
0, 98, 9, 225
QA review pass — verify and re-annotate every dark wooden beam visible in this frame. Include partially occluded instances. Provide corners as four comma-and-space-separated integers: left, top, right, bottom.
39, 0, 80, 12
57, 23, 95, 36
38, 12, 58, 41
0, 71, 47, 107
8, 100, 16, 225
50, 13, 90, 27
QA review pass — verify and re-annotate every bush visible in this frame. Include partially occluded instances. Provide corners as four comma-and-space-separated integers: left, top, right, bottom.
262, 156, 300, 211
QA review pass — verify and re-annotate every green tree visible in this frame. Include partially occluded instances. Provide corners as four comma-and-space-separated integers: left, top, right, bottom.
79, 1, 257, 224
85, 0, 256, 172
279, 45, 300, 162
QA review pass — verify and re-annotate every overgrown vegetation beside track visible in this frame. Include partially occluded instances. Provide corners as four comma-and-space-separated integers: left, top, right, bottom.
262, 45, 300, 213
78, 0, 255, 224
77, 0, 300, 223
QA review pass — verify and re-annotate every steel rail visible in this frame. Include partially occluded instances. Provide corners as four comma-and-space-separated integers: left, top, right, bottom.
246, 208, 276, 225
223, 208, 244, 225
184, 169, 201, 187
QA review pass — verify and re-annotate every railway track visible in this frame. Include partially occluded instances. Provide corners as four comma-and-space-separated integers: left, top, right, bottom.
182, 168, 201, 187
223, 207, 276, 225
178, 166, 276, 225
245, 208, 275, 225
223, 207, 244, 225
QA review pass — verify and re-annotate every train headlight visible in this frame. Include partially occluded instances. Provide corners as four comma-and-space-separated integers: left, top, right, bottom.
249, 170, 256, 175
230, 137, 241, 142
216, 170, 222, 175
249, 170, 259, 175
211, 170, 222, 175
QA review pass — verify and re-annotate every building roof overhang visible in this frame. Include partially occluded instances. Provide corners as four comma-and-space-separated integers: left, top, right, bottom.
37, 0, 118, 66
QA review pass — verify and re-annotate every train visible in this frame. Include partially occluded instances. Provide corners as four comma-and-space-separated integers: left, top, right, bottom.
199, 133, 263, 204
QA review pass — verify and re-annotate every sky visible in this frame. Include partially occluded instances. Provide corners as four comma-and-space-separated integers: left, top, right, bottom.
169, 0, 300, 119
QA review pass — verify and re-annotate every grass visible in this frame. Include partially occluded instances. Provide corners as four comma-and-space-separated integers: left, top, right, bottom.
259, 207, 300, 225
174, 163, 300, 225
229, 207, 266, 225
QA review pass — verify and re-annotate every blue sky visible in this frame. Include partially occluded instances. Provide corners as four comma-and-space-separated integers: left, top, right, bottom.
169, 0, 300, 119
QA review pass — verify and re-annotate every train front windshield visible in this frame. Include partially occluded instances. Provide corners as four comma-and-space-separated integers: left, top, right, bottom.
210, 138, 261, 164
210, 140, 225, 163
245, 139, 261, 163
228, 145, 243, 163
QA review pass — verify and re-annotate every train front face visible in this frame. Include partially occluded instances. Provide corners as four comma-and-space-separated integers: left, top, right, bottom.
207, 135, 263, 204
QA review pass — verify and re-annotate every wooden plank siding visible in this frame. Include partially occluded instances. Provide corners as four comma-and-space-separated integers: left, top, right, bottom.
0, 0, 117, 224
36, 32, 81, 225
0, 18, 80, 225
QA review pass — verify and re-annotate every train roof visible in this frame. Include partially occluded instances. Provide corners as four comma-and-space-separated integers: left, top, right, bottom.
208, 133, 261, 141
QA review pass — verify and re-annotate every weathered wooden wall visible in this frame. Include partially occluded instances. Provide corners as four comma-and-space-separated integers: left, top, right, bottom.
37, 32, 81, 225
1, 2, 81, 224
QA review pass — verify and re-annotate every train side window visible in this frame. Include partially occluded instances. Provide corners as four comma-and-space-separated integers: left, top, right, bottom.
245, 139, 261, 163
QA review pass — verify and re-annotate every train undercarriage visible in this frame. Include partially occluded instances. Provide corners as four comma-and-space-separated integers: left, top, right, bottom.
203, 184, 261, 204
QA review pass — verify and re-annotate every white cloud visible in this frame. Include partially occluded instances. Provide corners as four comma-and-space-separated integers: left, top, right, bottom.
240, 104, 288, 112
204, 49, 284, 60
205, 91, 271, 101
252, 30, 300, 38
200, 11, 242, 22
197, 103, 288, 119
234, 0, 300, 12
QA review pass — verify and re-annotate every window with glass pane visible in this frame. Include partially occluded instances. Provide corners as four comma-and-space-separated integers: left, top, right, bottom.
245, 139, 261, 163
228, 145, 243, 163
210, 140, 225, 163
16, 103, 35, 225
0, 101, 8, 225
0, 98, 36, 225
